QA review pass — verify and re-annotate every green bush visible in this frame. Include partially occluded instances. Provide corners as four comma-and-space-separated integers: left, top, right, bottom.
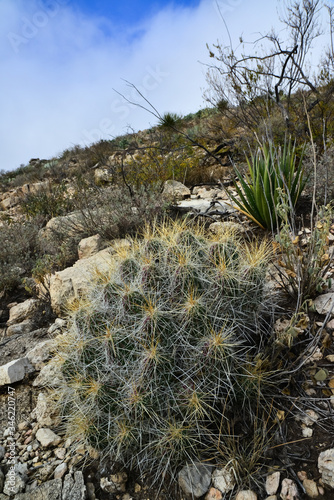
231, 139, 306, 230
51, 220, 275, 485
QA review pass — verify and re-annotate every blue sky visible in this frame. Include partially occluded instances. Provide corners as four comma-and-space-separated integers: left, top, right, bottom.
0, 0, 331, 172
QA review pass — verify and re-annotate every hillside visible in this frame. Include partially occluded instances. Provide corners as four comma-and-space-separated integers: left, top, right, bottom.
0, 104, 334, 500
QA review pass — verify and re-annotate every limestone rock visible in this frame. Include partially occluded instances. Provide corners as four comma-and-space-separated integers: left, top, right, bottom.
47, 318, 66, 335
32, 361, 64, 388
266, 472, 280, 496
33, 392, 60, 427
94, 167, 113, 184
1, 194, 20, 210
6, 320, 34, 337
318, 448, 334, 488
3, 465, 27, 496
235, 491, 257, 500
26, 340, 56, 371
178, 463, 212, 498
35, 428, 62, 447
54, 462, 67, 479
49, 247, 114, 316
62, 471, 86, 500
14, 478, 62, 499
280, 478, 298, 499
212, 466, 236, 494
7, 299, 39, 326
313, 293, 334, 316
78, 234, 106, 259
162, 180, 191, 200
0, 358, 34, 386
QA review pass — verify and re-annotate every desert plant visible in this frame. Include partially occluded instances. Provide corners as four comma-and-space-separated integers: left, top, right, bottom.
230, 139, 306, 230
50, 219, 276, 487
20, 181, 73, 221
273, 202, 333, 308
0, 220, 40, 293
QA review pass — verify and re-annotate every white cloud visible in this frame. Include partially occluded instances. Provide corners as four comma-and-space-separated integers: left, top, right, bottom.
0, 0, 327, 171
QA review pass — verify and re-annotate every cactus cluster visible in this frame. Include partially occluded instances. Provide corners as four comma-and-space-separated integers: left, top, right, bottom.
52, 220, 273, 483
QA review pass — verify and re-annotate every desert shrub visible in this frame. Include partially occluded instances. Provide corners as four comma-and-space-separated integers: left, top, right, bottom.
274, 202, 333, 308
20, 181, 73, 221
51, 219, 277, 486
303, 143, 334, 204
0, 220, 40, 293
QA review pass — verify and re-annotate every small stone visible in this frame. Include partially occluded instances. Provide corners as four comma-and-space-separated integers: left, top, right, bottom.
7, 298, 39, 325
0, 358, 34, 386
297, 471, 308, 481
212, 466, 236, 493
303, 479, 319, 498
134, 483, 141, 493
302, 425, 313, 437
100, 472, 128, 494
266, 472, 280, 495
122, 494, 132, 500
6, 320, 34, 337
313, 293, 334, 316
162, 180, 191, 200
205, 487, 223, 500
54, 462, 68, 479
36, 428, 62, 447
280, 479, 298, 500
54, 448, 66, 460
26, 340, 56, 370
3, 470, 26, 496
178, 463, 212, 498
18, 421, 29, 432
318, 448, 334, 488
265, 496, 277, 500
235, 491, 257, 500
326, 319, 334, 329
326, 355, 334, 362
296, 410, 319, 426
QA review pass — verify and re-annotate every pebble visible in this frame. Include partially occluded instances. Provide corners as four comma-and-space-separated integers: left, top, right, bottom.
205, 487, 223, 500
54, 462, 68, 479
280, 479, 298, 500
235, 491, 257, 500
265, 471, 280, 495
303, 478, 319, 498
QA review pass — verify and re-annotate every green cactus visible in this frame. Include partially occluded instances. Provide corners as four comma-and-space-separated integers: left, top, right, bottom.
52, 219, 273, 484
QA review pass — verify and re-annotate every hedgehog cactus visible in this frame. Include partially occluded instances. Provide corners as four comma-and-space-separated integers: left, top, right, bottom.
52, 219, 272, 483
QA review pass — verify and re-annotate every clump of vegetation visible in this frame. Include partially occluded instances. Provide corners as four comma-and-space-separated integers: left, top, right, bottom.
51, 219, 279, 487
20, 181, 74, 221
231, 139, 306, 230
274, 201, 333, 308
0, 220, 40, 293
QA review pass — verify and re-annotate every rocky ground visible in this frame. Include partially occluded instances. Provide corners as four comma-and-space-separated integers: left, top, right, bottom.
0, 181, 334, 500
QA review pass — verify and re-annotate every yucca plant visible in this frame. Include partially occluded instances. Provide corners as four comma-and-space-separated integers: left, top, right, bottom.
231, 139, 306, 230
50, 219, 275, 487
